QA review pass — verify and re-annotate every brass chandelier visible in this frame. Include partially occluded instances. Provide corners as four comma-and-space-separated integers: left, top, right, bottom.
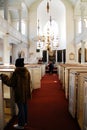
37, 0, 59, 53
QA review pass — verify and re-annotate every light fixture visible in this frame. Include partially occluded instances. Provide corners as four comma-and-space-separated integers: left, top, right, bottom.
47, 1, 49, 13
37, 0, 59, 53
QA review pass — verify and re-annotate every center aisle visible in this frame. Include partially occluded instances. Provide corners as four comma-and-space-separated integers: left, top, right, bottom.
28, 74, 81, 130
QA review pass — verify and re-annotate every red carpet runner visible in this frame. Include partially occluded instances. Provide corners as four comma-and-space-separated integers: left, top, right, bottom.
4, 74, 81, 130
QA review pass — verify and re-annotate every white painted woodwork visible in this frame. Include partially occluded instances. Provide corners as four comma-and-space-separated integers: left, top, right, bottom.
69, 70, 87, 130
69, 71, 76, 118
0, 78, 4, 130
83, 79, 87, 130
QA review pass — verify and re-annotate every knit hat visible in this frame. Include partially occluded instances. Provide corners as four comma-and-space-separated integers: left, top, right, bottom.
15, 58, 24, 67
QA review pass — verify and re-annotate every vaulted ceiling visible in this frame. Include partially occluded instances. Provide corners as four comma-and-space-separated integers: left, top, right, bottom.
0, 0, 77, 11
0, 0, 80, 20
24, 0, 77, 7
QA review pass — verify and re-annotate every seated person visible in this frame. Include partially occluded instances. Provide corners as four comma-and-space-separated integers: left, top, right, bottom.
48, 61, 54, 74
38, 58, 43, 64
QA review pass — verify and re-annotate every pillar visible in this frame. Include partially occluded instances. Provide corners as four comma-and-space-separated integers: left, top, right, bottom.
81, 4, 85, 33
47, 51, 49, 63
81, 40, 85, 64
26, 8, 29, 39
0, 79, 4, 130
74, 17, 78, 62
3, 34, 10, 65
19, 9, 22, 33
4, 0, 8, 20
62, 50, 64, 63
55, 50, 57, 63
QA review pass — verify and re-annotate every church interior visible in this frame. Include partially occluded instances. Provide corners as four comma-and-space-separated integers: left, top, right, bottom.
0, 0, 87, 130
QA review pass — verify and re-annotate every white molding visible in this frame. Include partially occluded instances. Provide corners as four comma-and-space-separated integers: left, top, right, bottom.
0, 15, 28, 44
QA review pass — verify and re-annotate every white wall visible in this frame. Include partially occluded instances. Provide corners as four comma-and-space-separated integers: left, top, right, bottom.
29, 0, 75, 63
28, 1, 42, 63
37, 0, 66, 50
62, 0, 75, 63
12, 43, 28, 64
0, 41, 3, 64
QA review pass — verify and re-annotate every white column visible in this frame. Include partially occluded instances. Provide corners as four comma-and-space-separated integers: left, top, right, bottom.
57, 50, 59, 62
47, 51, 49, 63
75, 44, 78, 63
81, 5, 85, 33
0, 79, 4, 130
62, 50, 64, 63
81, 40, 85, 64
55, 50, 57, 63
26, 19, 29, 39
4, 0, 8, 20
3, 34, 10, 65
74, 17, 78, 36
19, 9, 22, 33
74, 17, 78, 62
80, 4, 85, 64
26, 8, 29, 39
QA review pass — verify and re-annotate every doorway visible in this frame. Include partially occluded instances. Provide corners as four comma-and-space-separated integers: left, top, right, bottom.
49, 50, 56, 63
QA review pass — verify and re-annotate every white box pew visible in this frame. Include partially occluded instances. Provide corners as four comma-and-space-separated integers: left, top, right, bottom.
40, 64, 45, 77
0, 68, 15, 129
26, 64, 45, 78
0, 78, 4, 130
26, 65, 41, 89
58, 63, 64, 80
58, 63, 82, 90
64, 66, 87, 99
31, 66, 41, 89
58, 64, 67, 89
0, 65, 34, 129
83, 77, 87, 130
69, 70, 87, 130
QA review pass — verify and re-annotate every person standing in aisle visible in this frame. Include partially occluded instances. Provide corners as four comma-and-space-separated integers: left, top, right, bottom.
0, 58, 31, 129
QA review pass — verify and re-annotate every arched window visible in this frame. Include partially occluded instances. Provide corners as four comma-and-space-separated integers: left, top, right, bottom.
43, 20, 59, 49
84, 19, 87, 28
78, 20, 81, 33
37, 20, 59, 50
17, 20, 26, 35
21, 20, 26, 35
43, 20, 59, 36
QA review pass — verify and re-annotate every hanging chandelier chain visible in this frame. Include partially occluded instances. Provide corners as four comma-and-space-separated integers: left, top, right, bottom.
37, 0, 59, 51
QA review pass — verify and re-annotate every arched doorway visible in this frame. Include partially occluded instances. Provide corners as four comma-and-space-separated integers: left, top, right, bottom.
78, 48, 86, 63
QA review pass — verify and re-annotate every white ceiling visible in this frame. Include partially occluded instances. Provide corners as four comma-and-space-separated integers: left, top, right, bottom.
24, 0, 77, 7
37, 0, 66, 26
0, 0, 77, 9
0, 0, 78, 20
24, 0, 38, 7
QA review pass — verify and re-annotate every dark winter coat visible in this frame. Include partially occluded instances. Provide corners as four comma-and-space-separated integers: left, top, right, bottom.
1, 67, 31, 103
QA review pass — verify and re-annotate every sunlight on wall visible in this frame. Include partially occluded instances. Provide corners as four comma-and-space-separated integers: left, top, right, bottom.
78, 21, 81, 33
17, 21, 26, 35
37, 0, 66, 50
43, 20, 59, 36
37, 20, 59, 50
21, 21, 26, 35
